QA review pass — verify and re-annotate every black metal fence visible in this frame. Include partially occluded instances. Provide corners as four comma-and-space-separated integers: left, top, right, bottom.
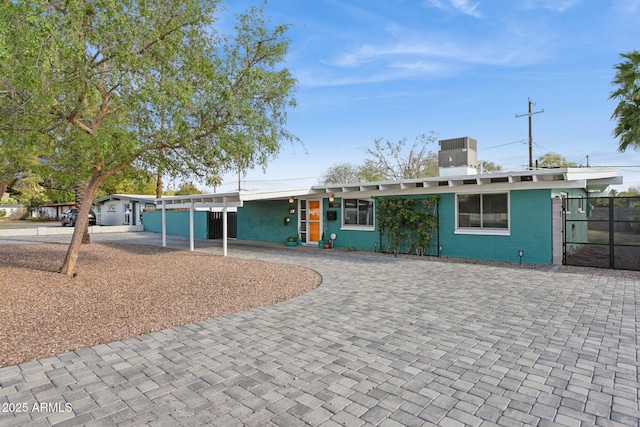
564, 196, 640, 270
208, 211, 237, 239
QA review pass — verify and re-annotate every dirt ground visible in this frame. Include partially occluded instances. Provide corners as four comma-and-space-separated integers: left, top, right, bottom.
0, 242, 321, 368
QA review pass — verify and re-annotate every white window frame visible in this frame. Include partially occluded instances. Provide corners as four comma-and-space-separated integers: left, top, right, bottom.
341, 198, 375, 231
455, 192, 510, 236
560, 192, 569, 214
123, 203, 131, 225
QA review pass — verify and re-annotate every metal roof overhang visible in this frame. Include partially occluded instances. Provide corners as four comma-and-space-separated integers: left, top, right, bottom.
155, 193, 243, 209
152, 188, 313, 255
154, 188, 313, 209
96, 194, 157, 204
152, 168, 622, 208
307, 167, 622, 197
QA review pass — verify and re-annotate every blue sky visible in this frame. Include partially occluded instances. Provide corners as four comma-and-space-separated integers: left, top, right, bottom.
202, 0, 640, 193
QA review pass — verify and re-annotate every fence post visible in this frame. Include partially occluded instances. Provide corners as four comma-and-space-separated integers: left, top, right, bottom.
609, 197, 615, 269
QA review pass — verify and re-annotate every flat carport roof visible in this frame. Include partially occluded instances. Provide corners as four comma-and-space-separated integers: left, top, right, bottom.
154, 188, 312, 255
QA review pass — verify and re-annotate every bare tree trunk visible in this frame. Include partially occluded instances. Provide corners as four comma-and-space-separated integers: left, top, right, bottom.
0, 177, 18, 199
75, 181, 91, 244
156, 171, 163, 198
60, 173, 102, 276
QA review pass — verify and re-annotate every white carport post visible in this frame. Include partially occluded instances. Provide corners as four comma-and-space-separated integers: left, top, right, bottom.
161, 200, 167, 248
189, 200, 195, 251
222, 198, 228, 257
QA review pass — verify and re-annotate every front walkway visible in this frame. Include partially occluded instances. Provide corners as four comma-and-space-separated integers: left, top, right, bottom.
1, 233, 638, 426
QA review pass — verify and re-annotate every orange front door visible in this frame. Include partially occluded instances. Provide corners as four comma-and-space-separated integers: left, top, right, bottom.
308, 200, 321, 242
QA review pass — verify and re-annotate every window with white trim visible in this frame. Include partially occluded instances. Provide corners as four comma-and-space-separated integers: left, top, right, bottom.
457, 193, 509, 230
343, 198, 374, 229
124, 203, 131, 225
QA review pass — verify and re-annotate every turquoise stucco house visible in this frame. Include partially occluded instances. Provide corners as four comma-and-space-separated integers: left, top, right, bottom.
144, 167, 621, 266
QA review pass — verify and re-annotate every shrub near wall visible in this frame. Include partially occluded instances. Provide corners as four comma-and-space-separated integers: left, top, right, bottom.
376, 196, 439, 256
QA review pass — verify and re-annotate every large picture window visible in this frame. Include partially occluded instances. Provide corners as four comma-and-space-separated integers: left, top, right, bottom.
343, 198, 374, 229
457, 193, 509, 232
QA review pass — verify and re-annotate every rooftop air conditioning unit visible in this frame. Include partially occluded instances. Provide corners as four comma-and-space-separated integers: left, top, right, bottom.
438, 137, 478, 177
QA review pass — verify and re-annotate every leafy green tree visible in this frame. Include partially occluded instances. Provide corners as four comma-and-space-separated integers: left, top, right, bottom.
175, 182, 203, 195
206, 173, 223, 193
364, 132, 439, 180
610, 51, 640, 151
320, 162, 365, 184
619, 185, 640, 197
11, 172, 48, 215
536, 153, 577, 168
478, 160, 503, 173
319, 132, 440, 184
357, 161, 386, 182
0, 1, 297, 275
98, 167, 156, 197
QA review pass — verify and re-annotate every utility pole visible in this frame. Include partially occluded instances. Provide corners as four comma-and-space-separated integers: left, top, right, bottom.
516, 98, 544, 169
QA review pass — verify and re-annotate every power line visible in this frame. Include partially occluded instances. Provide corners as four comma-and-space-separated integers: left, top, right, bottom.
482, 139, 527, 150
589, 165, 640, 168
531, 142, 588, 166
515, 98, 544, 169
240, 176, 320, 183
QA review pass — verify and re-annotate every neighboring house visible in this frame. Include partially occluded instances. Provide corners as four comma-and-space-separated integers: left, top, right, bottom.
0, 203, 23, 218
94, 194, 156, 226
144, 137, 624, 266
36, 202, 76, 220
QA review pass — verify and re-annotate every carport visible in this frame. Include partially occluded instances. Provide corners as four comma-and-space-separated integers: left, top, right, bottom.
155, 188, 311, 256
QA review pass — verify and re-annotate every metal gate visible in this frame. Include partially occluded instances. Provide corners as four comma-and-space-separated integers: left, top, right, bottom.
563, 196, 640, 270
208, 211, 237, 239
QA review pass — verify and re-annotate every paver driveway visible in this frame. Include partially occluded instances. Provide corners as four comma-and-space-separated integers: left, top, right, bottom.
1, 233, 639, 426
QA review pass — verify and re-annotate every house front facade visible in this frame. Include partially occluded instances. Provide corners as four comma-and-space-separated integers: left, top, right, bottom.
235, 168, 619, 265
145, 167, 621, 266
94, 194, 156, 226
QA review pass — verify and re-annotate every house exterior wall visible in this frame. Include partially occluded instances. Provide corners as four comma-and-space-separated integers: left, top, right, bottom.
142, 184, 600, 266
237, 200, 298, 243
0, 204, 22, 218
143, 210, 209, 239
438, 190, 552, 264
35, 205, 88, 221
96, 200, 128, 226
322, 198, 380, 251
234, 190, 556, 264
96, 199, 151, 226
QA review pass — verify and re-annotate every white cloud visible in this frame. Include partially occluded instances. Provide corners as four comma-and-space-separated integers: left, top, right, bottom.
330, 34, 547, 70
424, 0, 483, 18
450, 0, 483, 18
520, 0, 581, 13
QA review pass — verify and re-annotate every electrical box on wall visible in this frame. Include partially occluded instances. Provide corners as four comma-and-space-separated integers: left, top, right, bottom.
326, 211, 337, 221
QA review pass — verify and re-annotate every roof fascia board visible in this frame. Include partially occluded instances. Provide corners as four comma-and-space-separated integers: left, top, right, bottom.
311, 180, 590, 199
239, 188, 312, 202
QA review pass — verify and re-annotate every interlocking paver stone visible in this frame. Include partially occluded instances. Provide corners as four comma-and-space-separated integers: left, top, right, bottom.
0, 232, 639, 427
